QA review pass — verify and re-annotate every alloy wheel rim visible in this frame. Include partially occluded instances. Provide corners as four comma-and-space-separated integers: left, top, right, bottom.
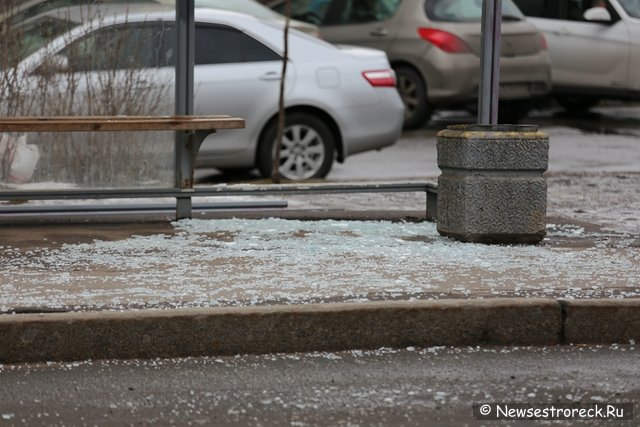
398, 75, 419, 119
276, 124, 326, 180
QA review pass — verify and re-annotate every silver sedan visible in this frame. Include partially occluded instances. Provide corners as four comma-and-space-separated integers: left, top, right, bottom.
15, 6, 405, 181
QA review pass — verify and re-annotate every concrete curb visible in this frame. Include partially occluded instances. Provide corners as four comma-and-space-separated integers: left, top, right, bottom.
562, 299, 640, 344
0, 298, 638, 364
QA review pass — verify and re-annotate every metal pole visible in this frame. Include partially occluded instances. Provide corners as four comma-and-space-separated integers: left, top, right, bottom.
478, 0, 502, 125
175, 0, 195, 219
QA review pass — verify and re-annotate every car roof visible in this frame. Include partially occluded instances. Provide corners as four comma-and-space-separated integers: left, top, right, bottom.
151, 0, 320, 36
16, 4, 336, 72
156, 0, 282, 21
14, 3, 279, 37
21, 2, 309, 33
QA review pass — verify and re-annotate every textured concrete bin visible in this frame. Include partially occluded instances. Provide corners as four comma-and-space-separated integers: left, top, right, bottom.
437, 124, 549, 244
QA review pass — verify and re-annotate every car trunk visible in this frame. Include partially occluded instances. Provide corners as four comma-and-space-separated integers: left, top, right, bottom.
337, 44, 392, 64
439, 20, 543, 57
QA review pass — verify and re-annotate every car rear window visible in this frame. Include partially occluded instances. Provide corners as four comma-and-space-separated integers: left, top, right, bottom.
514, 0, 622, 21
195, 25, 281, 65
195, 25, 281, 64
275, 0, 402, 26
425, 0, 524, 22
323, 0, 403, 25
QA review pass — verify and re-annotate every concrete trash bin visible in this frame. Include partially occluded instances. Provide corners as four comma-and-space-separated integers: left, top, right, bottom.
436, 124, 549, 244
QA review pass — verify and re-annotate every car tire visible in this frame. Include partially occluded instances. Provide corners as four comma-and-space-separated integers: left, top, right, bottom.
556, 96, 600, 115
498, 99, 532, 123
258, 112, 335, 181
395, 66, 431, 130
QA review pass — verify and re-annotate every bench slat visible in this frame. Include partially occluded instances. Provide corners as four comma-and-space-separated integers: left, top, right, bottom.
0, 115, 245, 132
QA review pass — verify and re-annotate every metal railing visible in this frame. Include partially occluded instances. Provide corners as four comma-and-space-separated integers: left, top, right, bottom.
0, 181, 438, 220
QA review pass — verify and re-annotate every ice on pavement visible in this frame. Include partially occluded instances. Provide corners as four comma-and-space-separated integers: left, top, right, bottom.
1, 218, 638, 312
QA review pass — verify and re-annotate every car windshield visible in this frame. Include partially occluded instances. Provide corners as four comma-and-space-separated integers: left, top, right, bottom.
425, 0, 525, 22
617, 0, 640, 17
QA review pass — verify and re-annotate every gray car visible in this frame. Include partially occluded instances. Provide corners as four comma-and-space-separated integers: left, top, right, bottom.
9, 6, 404, 181
269, 0, 552, 128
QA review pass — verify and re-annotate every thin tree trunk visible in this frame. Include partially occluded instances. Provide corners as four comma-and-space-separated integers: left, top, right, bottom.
271, 0, 291, 183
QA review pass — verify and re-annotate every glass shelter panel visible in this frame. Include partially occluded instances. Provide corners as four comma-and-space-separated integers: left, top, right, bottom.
1, 0, 177, 190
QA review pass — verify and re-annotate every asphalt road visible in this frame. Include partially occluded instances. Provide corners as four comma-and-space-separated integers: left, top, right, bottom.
196, 103, 640, 183
0, 345, 638, 426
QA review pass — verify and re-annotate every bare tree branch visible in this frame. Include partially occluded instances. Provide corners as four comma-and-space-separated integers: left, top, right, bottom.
271, 0, 291, 183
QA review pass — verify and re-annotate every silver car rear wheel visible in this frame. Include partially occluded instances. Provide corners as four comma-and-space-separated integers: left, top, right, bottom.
258, 113, 335, 181
395, 65, 431, 129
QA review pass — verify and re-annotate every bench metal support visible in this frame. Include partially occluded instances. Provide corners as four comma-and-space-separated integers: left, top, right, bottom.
175, 1, 196, 219
176, 130, 209, 219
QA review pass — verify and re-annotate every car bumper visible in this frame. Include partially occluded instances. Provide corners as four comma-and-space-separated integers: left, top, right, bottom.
413, 49, 551, 104
336, 88, 405, 158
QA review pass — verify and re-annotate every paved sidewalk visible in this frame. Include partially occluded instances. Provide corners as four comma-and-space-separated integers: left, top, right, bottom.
0, 173, 639, 363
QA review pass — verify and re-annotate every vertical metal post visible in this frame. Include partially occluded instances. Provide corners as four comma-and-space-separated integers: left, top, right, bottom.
478, 0, 502, 125
175, 0, 195, 219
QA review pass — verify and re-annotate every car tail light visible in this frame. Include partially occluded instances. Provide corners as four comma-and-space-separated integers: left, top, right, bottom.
539, 34, 548, 50
362, 69, 396, 87
417, 27, 471, 53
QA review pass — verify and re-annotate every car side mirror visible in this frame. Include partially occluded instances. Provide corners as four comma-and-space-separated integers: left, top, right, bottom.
583, 7, 612, 22
33, 54, 70, 75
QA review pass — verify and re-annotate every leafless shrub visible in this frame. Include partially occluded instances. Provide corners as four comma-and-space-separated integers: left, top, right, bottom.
1, 3, 174, 188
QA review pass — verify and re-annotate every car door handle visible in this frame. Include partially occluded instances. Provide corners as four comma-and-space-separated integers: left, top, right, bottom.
370, 28, 389, 37
260, 72, 281, 81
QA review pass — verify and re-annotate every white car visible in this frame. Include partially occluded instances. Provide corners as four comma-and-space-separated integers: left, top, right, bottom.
514, 0, 640, 113
10, 6, 405, 180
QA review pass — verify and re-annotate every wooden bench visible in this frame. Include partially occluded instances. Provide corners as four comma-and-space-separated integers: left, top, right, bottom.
0, 115, 245, 219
